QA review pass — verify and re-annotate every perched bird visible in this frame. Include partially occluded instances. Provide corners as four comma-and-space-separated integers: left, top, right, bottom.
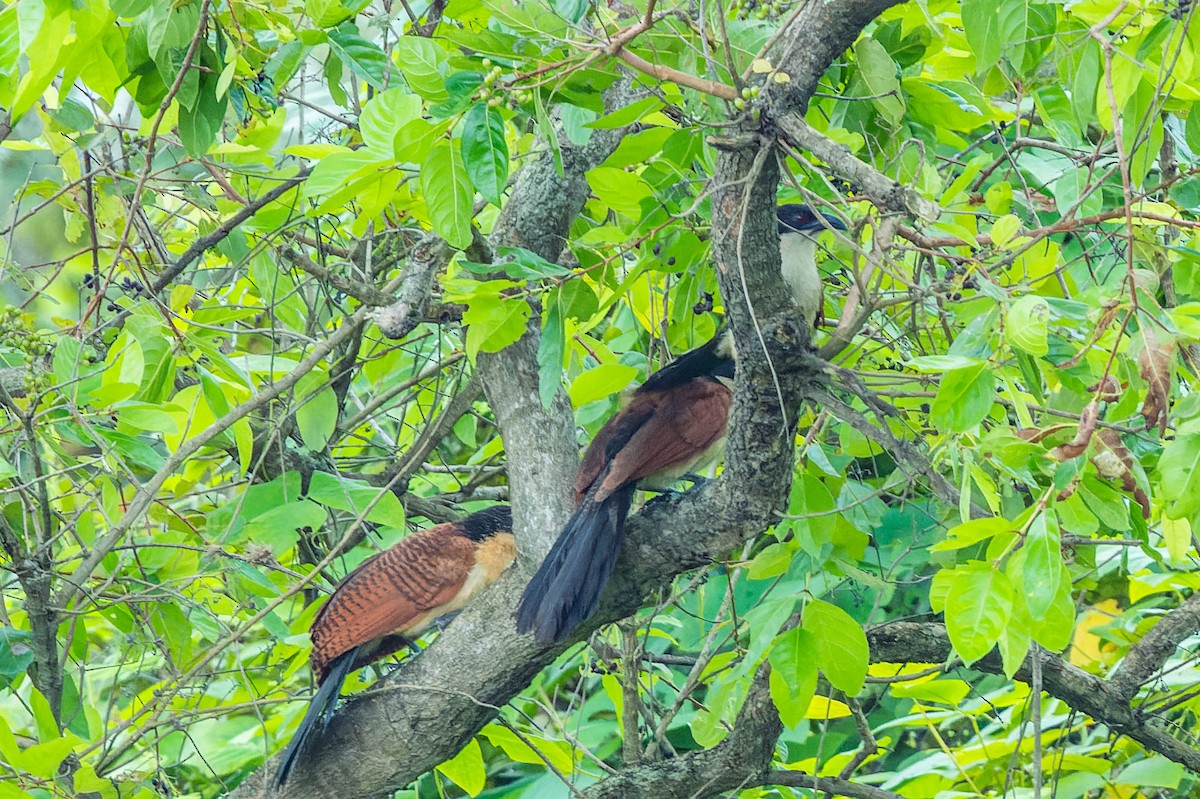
515, 203, 845, 645
776, 203, 847, 328
272, 505, 516, 789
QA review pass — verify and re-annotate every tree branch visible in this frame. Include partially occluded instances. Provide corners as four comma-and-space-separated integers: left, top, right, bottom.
868, 621, 1200, 773
1109, 591, 1200, 702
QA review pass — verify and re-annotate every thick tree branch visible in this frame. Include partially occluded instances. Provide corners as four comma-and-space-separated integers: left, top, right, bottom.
774, 114, 939, 222
370, 234, 452, 339
869, 621, 1200, 773
767, 772, 905, 799
1109, 591, 1200, 702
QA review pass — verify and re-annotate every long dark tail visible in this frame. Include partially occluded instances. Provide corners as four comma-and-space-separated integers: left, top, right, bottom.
516, 485, 634, 644
271, 648, 356, 790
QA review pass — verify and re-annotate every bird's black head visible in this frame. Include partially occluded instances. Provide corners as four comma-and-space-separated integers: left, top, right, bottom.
777, 203, 847, 235
459, 505, 513, 541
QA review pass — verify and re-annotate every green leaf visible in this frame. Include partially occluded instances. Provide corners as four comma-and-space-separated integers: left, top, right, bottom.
392, 35, 448, 101
236, 499, 328, 553
460, 246, 571, 281
854, 37, 904, 126
359, 88, 422, 154
1020, 511, 1060, 622
802, 600, 869, 696
569, 363, 638, 407
1006, 295, 1049, 357
304, 148, 382, 198
307, 471, 405, 527
930, 362, 994, 433
1160, 433, 1200, 520
421, 140, 474, 249
1115, 756, 1184, 789
306, 0, 359, 27
584, 166, 652, 218
179, 69, 228, 158
0, 628, 34, 683
110, 0, 153, 15
768, 627, 819, 727
435, 738, 486, 796
537, 300, 565, 408
586, 96, 662, 129
0, 5, 18, 78
944, 562, 1014, 664
296, 384, 337, 452
462, 292, 531, 362
961, 0, 1000, 68
327, 27, 387, 89
930, 516, 1011, 552
480, 724, 573, 773
461, 103, 509, 206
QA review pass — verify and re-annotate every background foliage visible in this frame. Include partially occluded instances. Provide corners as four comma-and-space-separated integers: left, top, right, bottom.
1, 0, 1200, 797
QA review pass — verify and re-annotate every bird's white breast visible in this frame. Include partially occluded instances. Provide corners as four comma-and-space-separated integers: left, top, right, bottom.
779, 233, 822, 329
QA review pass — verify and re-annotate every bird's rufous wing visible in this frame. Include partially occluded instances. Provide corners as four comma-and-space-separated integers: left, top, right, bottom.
594, 379, 732, 501
309, 528, 475, 680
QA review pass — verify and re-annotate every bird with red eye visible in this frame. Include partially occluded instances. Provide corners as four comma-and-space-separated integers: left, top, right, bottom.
272, 505, 516, 790
516, 203, 845, 644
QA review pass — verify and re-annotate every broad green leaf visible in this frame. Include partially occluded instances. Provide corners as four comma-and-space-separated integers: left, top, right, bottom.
931, 516, 1012, 552
1162, 515, 1192, 563
802, 600, 869, 696
0, 628, 33, 682
569, 363, 638, 407
461, 103, 509, 206
961, 0, 1001, 68
303, 148, 381, 198
480, 724, 573, 773
307, 471, 405, 527
421, 140, 474, 249
459, 247, 572, 280
179, 69, 228, 157
768, 627, 819, 727
236, 499, 328, 553
1030, 570, 1074, 652
990, 214, 1022, 248
944, 562, 1014, 664
10, 8, 69, 119
1020, 511, 1060, 621
296, 384, 337, 452
585, 166, 652, 218
328, 27, 387, 89
805, 696, 852, 719
854, 37, 904, 125
1114, 756, 1184, 789
1160, 434, 1200, 520
930, 362, 994, 433
538, 300, 566, 408
435, 738, 486, 797
392, 35, 448, 101
587, 96, 662, 129
907, 354, 985, 372
1006, 295, 1049, 356
359, 88, 422, 154
462, 292, 531, 362
0, 6, 18, 78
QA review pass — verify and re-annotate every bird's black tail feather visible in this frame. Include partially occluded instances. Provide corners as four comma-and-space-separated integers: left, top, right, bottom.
516, 485, 635, 644
271, 648, 356, 790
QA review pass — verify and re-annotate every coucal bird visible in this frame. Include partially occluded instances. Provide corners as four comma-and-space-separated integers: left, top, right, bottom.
776, 203, 848, 329
272, 505, 516, 789
515, 204, 844, 644
516, 333, 735, 643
